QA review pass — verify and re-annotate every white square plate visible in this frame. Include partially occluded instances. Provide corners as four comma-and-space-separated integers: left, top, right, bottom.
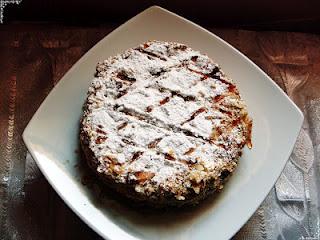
23, 6, 303, 240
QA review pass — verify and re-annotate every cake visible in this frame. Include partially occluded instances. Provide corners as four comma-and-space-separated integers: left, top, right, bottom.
80, 40, 252, 207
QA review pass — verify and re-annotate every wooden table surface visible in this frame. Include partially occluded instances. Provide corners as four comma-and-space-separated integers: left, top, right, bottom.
0, 24, 319, 239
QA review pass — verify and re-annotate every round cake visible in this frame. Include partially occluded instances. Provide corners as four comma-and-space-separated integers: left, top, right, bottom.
80, 40, 252, 207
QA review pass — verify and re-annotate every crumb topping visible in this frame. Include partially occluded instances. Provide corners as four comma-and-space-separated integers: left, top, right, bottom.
82, 41, 252, 200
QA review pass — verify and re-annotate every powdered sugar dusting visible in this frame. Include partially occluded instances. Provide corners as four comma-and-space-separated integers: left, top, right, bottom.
81, 40, 251, 199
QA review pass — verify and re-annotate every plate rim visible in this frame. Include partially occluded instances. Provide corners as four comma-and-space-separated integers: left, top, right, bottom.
23, 5, 304, 240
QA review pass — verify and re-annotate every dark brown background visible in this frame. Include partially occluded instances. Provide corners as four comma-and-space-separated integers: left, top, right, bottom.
4, 0, 320, 32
